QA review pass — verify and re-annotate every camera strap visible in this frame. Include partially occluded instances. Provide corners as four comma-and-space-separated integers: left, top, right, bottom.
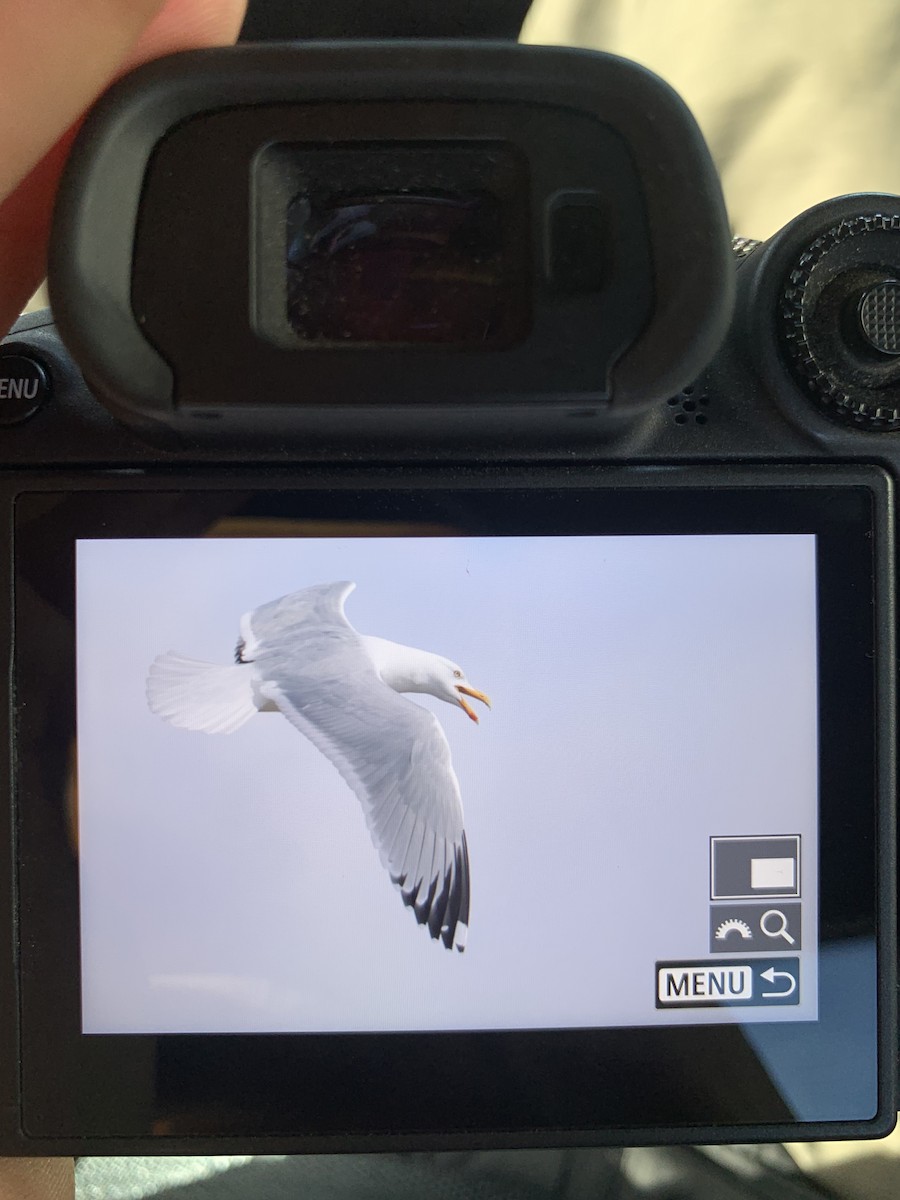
239, 0, 532, 41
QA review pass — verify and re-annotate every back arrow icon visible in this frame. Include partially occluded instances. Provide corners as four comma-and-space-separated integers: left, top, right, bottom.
760, 967, 797, 998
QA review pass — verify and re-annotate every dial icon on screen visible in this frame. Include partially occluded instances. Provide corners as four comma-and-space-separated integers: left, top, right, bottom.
714, 918, 753, 941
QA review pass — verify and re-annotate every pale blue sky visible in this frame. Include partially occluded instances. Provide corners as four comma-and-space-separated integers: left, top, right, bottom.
77, 533, 819, 1033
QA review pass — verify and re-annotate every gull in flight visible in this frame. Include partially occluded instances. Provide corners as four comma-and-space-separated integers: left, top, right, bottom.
146, 581, 490, 951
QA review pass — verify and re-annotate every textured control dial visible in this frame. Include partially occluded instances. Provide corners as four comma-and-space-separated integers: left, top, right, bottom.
780, 214, 900, 430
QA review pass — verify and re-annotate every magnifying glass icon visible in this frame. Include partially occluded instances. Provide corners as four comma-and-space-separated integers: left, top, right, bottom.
760, 909, 796, 945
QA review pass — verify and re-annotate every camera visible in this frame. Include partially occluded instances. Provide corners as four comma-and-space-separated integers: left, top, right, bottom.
0, 41, 894, 1154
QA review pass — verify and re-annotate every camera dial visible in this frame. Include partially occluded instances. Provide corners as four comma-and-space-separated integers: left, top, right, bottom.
780, 212, 900, 429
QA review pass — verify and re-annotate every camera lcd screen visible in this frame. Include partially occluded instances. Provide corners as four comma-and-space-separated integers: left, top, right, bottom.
14, 477, 888, 1143
76, 531, 818, 1035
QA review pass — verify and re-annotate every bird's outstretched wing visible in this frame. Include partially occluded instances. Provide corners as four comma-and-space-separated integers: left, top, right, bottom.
251, 582, 470, 951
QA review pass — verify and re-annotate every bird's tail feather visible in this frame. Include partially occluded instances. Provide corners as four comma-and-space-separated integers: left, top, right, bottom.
147, 653, 258, 734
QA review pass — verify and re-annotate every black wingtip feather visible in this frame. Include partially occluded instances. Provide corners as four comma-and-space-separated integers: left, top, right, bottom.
392, 833, 470, 951
428, 860, 453, 943
413, 873, 438, 926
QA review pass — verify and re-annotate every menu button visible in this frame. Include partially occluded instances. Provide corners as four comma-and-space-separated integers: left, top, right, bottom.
0, 352, 50, 423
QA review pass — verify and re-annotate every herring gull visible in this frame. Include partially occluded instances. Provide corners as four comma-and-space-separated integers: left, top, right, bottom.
146, 581, 490, 951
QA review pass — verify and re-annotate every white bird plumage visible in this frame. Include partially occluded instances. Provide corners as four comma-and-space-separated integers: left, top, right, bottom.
146, 581, 490, 951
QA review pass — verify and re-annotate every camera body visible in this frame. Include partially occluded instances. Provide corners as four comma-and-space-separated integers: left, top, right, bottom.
0, 42, 894, 1153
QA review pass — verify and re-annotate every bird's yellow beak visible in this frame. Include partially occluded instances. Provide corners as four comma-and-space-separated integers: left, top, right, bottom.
456, 684, 491, 723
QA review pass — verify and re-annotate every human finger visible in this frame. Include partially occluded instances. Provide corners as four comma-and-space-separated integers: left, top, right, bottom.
0, 0, 247, 335
0, 1156, 74, 1200
0, 0, 168, 203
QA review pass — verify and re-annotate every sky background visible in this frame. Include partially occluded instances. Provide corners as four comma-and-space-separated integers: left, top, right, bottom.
76, 533, 819, 1034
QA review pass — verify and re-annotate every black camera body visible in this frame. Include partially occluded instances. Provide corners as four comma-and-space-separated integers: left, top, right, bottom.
0, 43, 894, 1154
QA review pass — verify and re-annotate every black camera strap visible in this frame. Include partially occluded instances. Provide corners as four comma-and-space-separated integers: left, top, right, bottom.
239, 0, 532, 41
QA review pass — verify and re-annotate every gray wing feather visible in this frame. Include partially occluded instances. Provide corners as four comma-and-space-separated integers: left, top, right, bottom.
251, 582, 469, 951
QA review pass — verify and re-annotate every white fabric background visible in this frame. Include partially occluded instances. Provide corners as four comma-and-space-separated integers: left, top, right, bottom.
524, 0, 900, 239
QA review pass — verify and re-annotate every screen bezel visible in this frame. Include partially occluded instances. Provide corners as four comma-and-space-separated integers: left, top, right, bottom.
8, 466, 896, 1150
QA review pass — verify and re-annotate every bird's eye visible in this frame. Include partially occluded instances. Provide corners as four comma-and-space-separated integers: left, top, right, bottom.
453, 669, 463, 678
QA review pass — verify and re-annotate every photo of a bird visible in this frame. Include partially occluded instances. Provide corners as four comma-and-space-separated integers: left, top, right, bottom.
146, 581, 490, 951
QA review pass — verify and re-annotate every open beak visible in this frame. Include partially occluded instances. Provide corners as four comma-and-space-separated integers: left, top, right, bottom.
456, 684, 491, 724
